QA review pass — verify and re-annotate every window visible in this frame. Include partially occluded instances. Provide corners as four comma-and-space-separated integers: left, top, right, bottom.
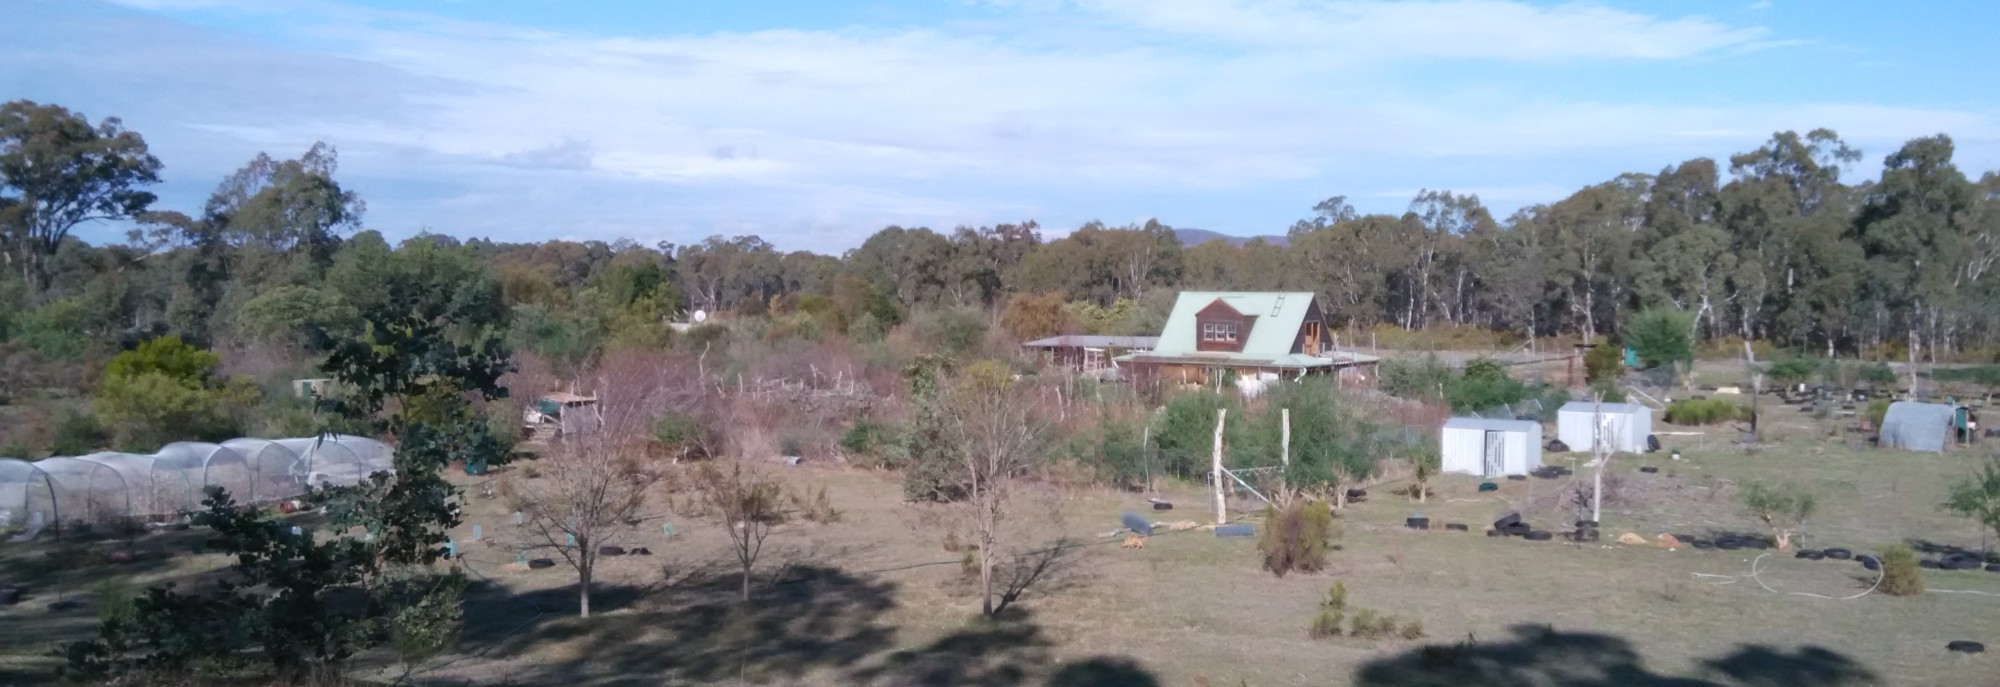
1201, 321, 1238, 342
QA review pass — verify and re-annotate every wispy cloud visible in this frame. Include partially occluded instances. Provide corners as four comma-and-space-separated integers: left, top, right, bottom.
8, 0, 1996, 250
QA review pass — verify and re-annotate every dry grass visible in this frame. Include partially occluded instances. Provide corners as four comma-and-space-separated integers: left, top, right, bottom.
5, 383, 2000, 686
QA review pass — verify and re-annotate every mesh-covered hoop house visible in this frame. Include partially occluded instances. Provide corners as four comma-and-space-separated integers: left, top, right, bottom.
326, 435, 396, 476
222, 438, 306, 502
0, 458, 60, 540
277, 438, 366, 489
35, 456, 132, 531
156, 442, 255, 505
76, 452, 198, 519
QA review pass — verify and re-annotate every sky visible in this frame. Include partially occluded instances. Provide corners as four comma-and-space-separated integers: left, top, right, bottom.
4, 0, 1997, 253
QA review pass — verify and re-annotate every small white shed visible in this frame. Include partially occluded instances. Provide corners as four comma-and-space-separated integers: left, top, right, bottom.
1440, 418, 1543, 477
1556, 401, 1654, 453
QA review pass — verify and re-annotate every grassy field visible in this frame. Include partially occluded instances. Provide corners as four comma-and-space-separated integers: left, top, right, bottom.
4, 388, 1999, 686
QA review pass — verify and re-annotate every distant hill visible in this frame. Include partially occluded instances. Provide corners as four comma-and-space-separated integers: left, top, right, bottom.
1173, 228, 1289, 248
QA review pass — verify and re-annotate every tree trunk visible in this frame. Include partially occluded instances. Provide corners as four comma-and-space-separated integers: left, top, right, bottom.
979, 552, 995, 619
741, 559, 752, 601
579, 562, 593, 618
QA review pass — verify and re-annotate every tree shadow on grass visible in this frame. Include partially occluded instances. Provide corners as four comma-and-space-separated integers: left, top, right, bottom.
1354, 624, 1877, 687
847, 610, 1159, 687
479, 563, 899, 686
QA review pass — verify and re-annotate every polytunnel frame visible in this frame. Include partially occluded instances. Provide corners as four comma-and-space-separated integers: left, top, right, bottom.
75, 452, 199, 521
0, 457, 60, 541
222, 438, 307, 503
156, 442, 255, 507
34, 456, 133, 534
278, 438, 368, 490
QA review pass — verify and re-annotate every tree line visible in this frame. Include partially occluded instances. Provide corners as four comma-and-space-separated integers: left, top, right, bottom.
6, 99, 1999, 369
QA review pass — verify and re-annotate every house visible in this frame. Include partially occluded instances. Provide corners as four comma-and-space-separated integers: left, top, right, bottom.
1021, 335, 1159, 376
1555, 401, 1654, 454
1113, 291, 1379, 385
523, 392, 600, 443
1440, 417, 1543, 477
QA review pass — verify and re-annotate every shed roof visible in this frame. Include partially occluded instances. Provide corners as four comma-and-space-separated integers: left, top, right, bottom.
1021, 335, 1159, 349
1558, 401, 1649, 415
1443, 417, 1541, 432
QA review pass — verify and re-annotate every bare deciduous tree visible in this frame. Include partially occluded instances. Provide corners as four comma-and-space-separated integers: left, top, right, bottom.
502, 379, 658, 618
939, 371, 1052, 619
681, 460, 789, 601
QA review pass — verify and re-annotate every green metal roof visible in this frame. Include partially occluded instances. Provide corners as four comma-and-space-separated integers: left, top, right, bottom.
1152, 291, 1318, 358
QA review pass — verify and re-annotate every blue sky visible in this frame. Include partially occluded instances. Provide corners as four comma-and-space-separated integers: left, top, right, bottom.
5, 0, 1997, 252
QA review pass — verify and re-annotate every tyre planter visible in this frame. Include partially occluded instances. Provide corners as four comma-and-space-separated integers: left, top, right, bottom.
1638, 466, 1659, 474
1507, 475, 1528, 481
1946, 641, 1985, 654
1919, 560, 1942, 569
1822, 548, 1852, 560
1523, 531, 1554, 541
1406, 516, 1431, 530
1794, 550, 1819, 559
1860, 556, 1882, 571
1715, 539, 1744, 551
0, 587, 20, 606
1152, 502, 1174, 510
1692, 541, 1715, 550
1503, 523, 1533, 536
598, 545, 626, 557
1486, 529, 1505, 537
528, 558, 556, 570
1945, 558, 1982, 571
1477, 482, 1499, 492
1444, 523, 1470, 532
1986, 563, 2000, 573
1575, 520, 1599, 529
630, 547, 652, 556
1493, 513, 1523, 529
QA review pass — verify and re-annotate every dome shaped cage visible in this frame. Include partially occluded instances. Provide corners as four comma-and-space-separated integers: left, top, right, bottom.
0, 458, 60, 541
222, 438, 308, 503
156, 442, 255, 508
33, 456, 133, 534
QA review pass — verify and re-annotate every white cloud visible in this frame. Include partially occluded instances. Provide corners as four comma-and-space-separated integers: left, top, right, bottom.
11, 0, 1998, 248
1070, 0, 1770, 60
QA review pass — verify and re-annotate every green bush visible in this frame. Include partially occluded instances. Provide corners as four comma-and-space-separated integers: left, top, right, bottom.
911, 306, 988, 357
1152, 390, 1240, 479
1763, 357, 1822, 386
1258, 501, 1337, 578
1309, 606, 1344, 639
50, 408, 107, 456
1865, 399, 1891, 429
839, 419, 894, 456
1878, 544, 1924, 597
1664, 398, 1744, 425
1349, 609, 1385, 639
1625, 308, 1695, 369
1584, 342, 1623, 385
1380, 355, 1452, 401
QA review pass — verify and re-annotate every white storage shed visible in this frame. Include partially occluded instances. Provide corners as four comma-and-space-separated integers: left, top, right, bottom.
1556, 401, 1654, 453
1440, 418, 1543, 477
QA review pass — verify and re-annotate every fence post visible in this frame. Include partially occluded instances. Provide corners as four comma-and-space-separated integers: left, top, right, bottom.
1280, 408, 1291, 486
1213, 408, 1228, 525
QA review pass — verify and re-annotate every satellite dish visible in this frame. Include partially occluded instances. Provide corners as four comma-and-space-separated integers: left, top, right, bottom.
692, 309, 708, 324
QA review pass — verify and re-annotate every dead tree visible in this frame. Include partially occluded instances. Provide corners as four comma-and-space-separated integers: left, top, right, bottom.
682, 460, 789, 601
502, 378, 658, 618
940, 374, 1051, 620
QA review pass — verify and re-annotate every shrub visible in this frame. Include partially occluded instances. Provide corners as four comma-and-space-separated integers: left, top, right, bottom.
1763, 358, 1822, 386
1306, 582, 1347, 640
1308, 606, 1344, 639
911, 306, 988, 357
1864, 399, 1891, 429
1624, 308, 1695, 369
789, 484, 843, 524
1878, 544, 1924, 597
49, 408, 106, 456
1152, 390, 1239, 479
1584, 341, 1624, 385
1348, 609, 1384, 639
1739, 481, 1817, 550
1400, 619, 1426, 640
1665, 398, 1744, 425
1380, 355, 1452, 402
1258, 501, 1336, 578
839, 420, 893, 456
